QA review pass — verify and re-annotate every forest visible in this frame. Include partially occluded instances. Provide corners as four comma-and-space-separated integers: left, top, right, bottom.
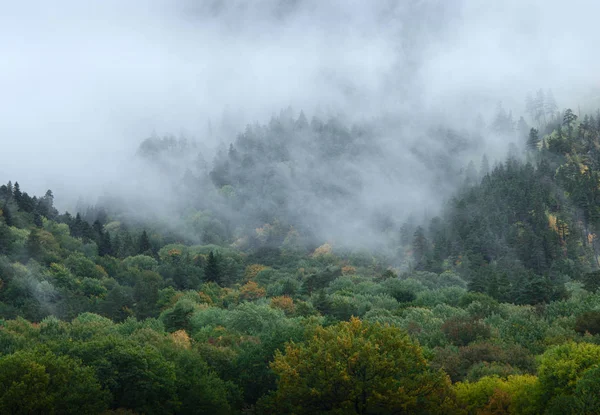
3, 99, 600, 414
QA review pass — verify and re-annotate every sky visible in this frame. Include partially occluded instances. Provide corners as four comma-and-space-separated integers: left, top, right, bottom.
2, 0, 600, 208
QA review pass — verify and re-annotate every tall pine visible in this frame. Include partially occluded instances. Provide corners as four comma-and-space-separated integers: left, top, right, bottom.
204, 251, 222, 284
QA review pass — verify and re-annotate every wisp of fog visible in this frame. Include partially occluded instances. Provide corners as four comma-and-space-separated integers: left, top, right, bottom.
2, 0, 600, 247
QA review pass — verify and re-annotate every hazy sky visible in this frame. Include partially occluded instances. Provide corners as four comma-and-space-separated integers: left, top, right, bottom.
2, 0, 600, 202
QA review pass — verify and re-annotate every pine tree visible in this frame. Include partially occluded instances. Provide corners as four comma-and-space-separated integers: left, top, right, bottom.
480, 154, 490, 177
563, 109, 578, 138
525, 93, 536, 121
13, 182, 22, 209
535, 89, 546, 125
0, 184, 11, 201
295, 110, 309, 130
1, 204, 12, 227
204, 251, 221, 284
544, 89, 558, 121
0, 222, 10, 255
71, 213, 84, 238
139, 230, 152, 255
312, 289, 332, 315
412, 226, 429, 270
25, 228, 43, 261
517, 116, 529, 141
99, 232, 112, 257
33, 213, 43, 228
465, 161, 478, 186
527, 128, 540, 151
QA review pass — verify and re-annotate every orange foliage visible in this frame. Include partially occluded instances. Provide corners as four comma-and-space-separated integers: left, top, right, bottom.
168, 249, 182, 259
548, 214, 558, 232
239, 281, 266, 301
312, 243, 333, 257
255, 223, 273, 244
341, 265, 356, 275
245, 264, 269, 280
270, 296, 295, 315
170, 329, 191, 349
197, 291, 213, 305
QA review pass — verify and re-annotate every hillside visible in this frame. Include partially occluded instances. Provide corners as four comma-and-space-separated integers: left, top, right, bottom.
2, 106, 600, 413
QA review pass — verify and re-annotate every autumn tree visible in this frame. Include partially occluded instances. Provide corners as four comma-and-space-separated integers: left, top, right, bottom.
264, 317, 451, 414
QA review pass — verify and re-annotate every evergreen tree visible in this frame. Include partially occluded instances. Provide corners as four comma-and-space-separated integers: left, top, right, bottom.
412, 226, 429, 270
1, 204, 12, 227
527, 128, 540, 151
25, 228, 43, 261
465, 161, 478, 186
525, 93, 536, 121
295, 110, 309, 130
535, 89, 546, 125
563, 108, 578, 138
204, 250, 221, 284
0, 222, 11, 255
138, 230, 152, 255
13, 182, 22, 209
544, 89, 558, 120
480, 154, 490, 177
312, 289, 332, 315
0, 184, 11, 201
33, 213, 43, 228
99, 232, 113, 257
517, 116, 529, 141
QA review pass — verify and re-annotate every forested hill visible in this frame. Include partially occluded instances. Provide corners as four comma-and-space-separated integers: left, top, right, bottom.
133, 109, 479, 251
3, 106, 600, 413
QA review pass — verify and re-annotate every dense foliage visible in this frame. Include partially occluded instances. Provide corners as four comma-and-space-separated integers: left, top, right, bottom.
3, 103, 600, 413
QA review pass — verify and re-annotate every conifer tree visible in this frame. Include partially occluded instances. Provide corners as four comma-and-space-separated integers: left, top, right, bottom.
527, 128, 540, 150
99, 232, 112, 257
13, 182, 22, 208
563, 108, 578, 138
412, 226, 429, 270
544, 89, 558, 120
33, 213, 43, 228
204, 250, 221, 284
139, 230, 152, 255
25, 228, 43, 261
1, 204, 12, 227
480, 154, 490, 177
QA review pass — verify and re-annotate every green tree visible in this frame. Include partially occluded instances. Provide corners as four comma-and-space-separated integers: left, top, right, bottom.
0, 350, 109, 414
538, 342, 600, 412
173, 350, 237, 414
68, 336, 178, 414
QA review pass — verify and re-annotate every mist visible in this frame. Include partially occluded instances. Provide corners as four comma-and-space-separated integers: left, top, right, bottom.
3, 0, 600, 247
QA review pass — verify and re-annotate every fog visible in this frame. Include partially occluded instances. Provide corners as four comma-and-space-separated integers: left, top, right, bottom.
2, 0, 600, 246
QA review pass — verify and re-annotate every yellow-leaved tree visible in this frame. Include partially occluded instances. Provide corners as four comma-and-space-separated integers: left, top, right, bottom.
261, 317, 452, 414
